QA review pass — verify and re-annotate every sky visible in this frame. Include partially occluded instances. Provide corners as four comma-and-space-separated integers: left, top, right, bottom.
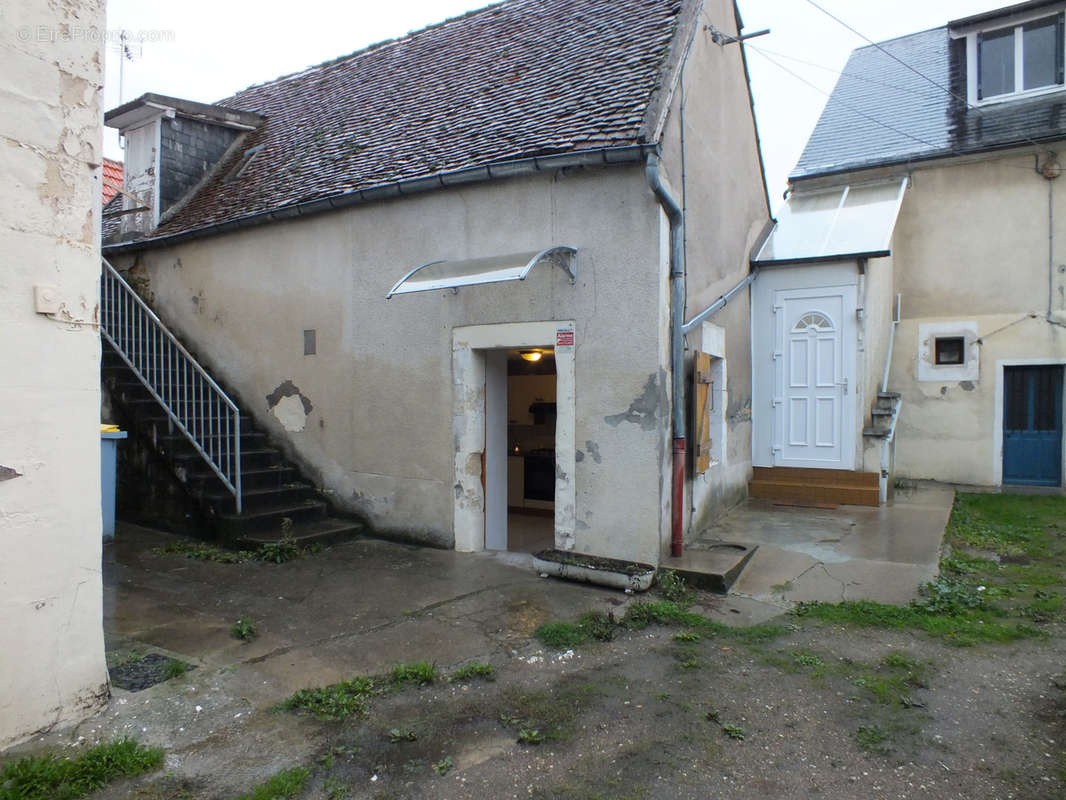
102, 0, 1002, 208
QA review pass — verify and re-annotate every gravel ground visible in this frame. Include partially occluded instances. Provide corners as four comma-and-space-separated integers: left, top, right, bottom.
107, 610, 1065, 800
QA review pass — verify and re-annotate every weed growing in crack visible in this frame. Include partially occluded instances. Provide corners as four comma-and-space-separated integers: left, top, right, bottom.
391, 661, 436, 686
792, 651, 824, 667
162, 658, 189, 679
450, 662, 495, 682
257, 536, 301, 564
322, 775, 350, 799
388, 727, 418, 743
656, 569, 692, 604
517, 728, 544, 745
432, 756, 454, 776
721, 723, 746, 740
231, 616, 257, 642
855, 724, 891, 754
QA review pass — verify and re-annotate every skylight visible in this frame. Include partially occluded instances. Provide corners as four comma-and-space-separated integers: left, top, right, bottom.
754, 180, 907, 264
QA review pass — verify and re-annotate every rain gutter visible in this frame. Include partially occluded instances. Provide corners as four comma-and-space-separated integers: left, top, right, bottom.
102, 144, 658, 255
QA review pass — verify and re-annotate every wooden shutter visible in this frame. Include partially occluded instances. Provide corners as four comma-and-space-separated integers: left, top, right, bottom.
693, 352, 713, 474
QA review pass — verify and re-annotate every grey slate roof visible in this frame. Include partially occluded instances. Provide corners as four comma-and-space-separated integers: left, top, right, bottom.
792, 25, 1066, 180
151, 0, 683, 238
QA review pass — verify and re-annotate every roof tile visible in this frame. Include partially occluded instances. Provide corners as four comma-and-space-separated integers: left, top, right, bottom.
155, 0, 682, 237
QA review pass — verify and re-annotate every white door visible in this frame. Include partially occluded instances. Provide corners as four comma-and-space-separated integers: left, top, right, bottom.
772, 286, 855, 468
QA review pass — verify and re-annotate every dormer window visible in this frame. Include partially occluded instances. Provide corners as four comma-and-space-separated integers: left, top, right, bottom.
960, 9, 1065, 103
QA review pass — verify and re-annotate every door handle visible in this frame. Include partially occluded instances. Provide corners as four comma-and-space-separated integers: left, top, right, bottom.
837, 377, 848, 394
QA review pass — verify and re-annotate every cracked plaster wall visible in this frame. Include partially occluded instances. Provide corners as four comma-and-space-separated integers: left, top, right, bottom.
657, 0, 770, 545
0, 0, 108, 748
112, 167, 671, 562
883, 151, 1066, 486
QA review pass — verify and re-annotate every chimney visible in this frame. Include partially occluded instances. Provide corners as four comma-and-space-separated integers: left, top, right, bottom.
103, 93, 264, 241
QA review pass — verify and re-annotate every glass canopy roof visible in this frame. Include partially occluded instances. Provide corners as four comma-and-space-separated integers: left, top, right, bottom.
755, 179, 907, 263
386, 247, 577, 298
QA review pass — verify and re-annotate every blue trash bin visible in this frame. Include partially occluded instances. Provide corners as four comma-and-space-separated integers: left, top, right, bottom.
100, 429, 127, 540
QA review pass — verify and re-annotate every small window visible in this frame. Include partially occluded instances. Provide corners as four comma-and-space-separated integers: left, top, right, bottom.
934, 336, 965, 365
303, 329, 316, 356
977, 12, 1065, 100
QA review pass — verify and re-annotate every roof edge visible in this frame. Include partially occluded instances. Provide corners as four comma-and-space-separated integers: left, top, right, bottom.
105, 93, 266, 131
789, 131, 1066, 183
640, 0, 705, 143
103, 143, 658, 256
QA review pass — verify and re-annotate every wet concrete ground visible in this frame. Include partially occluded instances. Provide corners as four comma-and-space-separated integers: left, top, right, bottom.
698, 484, 953, 612
59, 524, 631, 792
12, 511, 1065, 799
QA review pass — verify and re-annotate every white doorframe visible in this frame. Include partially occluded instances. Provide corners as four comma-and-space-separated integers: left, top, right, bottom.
751, 263, 860, 469
452, 321, 576, 552
992, 357, 1066, 487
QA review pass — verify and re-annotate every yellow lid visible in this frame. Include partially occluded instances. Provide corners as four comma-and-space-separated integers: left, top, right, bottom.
100, 424, 120, 433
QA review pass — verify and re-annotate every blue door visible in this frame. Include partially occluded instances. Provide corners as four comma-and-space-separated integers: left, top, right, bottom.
1003, 365, 1063, 486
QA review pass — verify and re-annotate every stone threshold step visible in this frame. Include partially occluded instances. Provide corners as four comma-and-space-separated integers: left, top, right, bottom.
661, 541, 758, 594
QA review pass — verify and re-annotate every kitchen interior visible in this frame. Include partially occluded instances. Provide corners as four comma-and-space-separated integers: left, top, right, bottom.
506, 347, 556, 553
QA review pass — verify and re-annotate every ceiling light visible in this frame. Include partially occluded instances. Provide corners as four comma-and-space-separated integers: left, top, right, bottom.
520, 350, 542, 362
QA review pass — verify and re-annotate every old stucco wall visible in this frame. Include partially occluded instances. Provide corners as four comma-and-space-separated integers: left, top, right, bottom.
885, 148, 1066, 485
657, 0, 770, 541
0, 0, 108, 747
114, 166, 670, 564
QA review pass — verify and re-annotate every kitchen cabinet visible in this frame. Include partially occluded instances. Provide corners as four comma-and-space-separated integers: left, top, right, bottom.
508, 375, 556, 424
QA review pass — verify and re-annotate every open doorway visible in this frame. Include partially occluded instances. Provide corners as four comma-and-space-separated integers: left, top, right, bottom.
484, 347, 557, 552
453, 321, 575, 554
506, 347, 556, 552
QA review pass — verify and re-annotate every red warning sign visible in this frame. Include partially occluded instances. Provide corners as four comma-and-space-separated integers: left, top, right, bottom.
556, 328, 574, 347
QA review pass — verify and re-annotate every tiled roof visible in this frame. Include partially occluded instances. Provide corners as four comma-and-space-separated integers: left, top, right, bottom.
101, 194, 123, 242
153, 0, 683, 238
102, 158, 123, 205
792, 25, 1066, 180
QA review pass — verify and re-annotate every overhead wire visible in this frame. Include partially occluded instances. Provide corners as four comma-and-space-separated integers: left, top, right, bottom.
746, 46, 943, 151
801, 0, 1056, 153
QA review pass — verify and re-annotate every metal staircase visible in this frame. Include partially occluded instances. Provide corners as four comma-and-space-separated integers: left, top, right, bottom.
100, 259, 362, 545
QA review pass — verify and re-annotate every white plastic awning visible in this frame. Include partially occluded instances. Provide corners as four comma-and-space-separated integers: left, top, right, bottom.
386, 246, 577, 298
755, 179, 907, 264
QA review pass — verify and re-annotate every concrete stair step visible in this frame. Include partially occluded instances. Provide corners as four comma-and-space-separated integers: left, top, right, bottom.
661, 542, 758, 593
231, 516, 365, 550
217, 499, 329, 537
203, 484, 318, 512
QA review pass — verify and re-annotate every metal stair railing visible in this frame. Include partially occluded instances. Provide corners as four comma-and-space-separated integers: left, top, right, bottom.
101, 258, 242, 512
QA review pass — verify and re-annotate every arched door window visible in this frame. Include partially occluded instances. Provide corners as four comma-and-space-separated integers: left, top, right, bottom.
792, 311, 834, 332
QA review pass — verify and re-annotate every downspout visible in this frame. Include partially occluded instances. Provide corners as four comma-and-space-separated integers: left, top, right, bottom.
646, 152, 687, 558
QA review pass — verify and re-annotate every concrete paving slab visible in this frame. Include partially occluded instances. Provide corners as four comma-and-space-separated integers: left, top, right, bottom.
698, 485, 954, 607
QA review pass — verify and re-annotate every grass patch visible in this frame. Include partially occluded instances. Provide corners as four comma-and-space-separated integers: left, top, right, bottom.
450, 662, 495, 682
390, 661, 436, 686
497, 679, 608, 743
234, 766, 310, 800
535, 601, 786, 654
792, 494, 1065, 644
855, 724, 890, 754
792, 599, 1041, 645
279, 676, 376, 720
0, 738, 163, 800
535, 611, 617, 649
231, 616, 257, 642
156, 536, 323, 566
